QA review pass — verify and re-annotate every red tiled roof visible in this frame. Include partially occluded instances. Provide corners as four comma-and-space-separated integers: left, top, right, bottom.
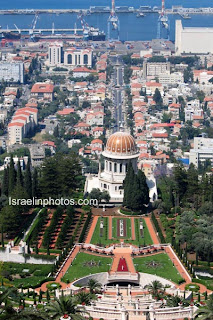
42, 141, 56, 148
8, 122, 24, 127
31, 83, 54, 93
152, 133, 168, 138
58, 108, 75, 116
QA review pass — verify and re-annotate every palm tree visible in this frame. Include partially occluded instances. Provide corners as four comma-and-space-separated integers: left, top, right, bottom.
145, 280, 163, 297
87, 279, 101, 294
75, 292, 95, 306
195, 294, 213, 320
0, 307, 47, 320
166, 295, 188, 307
45, 295, 86, 320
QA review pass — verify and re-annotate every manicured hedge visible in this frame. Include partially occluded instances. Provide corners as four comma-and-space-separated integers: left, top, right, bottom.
55, 207, 75, 249
42, 207, 63, 248
151, 212, 166, 243
79, 211, 92, 243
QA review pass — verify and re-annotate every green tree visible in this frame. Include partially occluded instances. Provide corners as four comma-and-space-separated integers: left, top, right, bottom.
8, 156, 16, 195
153, 88, 162, 105
45, 295, 85, 319
87, 278, 101, 294
16, 161, 23, 187
123, 162, 135, 208
32, 168, 38, 198
195, 294, 213, 320
2, 167, 9, 196
145, 280, 163, 297
24, 160, 32, 198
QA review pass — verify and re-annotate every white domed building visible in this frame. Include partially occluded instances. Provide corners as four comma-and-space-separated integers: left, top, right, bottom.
98, 132, 140, 202
85, 131, 157, 203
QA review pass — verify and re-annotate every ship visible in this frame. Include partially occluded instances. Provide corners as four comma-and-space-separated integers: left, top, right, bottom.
83, 26, 106, 41
136, 12, 146, 17
1, 31, 21, 40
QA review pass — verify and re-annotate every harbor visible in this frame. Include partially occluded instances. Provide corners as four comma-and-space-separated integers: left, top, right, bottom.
0, 6, 213, 15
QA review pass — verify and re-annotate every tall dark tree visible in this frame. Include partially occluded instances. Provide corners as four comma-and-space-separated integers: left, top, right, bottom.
8, 156, 16, 195
173, 164, 187, 205
123, 162, 135, 208
16, 161, 23, 187
138, 170, 150, 206
24, 160, 32, 198
153, 88, 162, 105
32, 168, 38, 198
2, 167, 9, 196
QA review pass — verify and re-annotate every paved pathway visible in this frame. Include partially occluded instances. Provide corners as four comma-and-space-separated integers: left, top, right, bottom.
131, 217, 135, 240
85, 216, 98, 244
110, 247, 136, 273
144, 216, 159, 245
108, 216, 112, 239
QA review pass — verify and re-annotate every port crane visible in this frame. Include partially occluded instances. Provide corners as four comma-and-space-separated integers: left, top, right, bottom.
108, 0, 120, 40
157, 0, 170, 40
29, 13, 40, 40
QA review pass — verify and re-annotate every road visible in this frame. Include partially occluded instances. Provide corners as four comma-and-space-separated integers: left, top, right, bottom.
110, 56, 125, 133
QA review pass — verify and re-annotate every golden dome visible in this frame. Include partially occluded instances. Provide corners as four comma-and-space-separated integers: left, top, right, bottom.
105, 132, 137, 155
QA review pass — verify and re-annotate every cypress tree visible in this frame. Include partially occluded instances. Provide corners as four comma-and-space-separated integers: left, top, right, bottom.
24, 160, 32, 198
16, 160, 23, 187
138, 170, 150, 206
46, 289, 50, 302
1, 226, 4, 248
131, 175, 141, 211
2, 167, 9, 196
8, 156, 16, 195
32, 168, 38, 198
123, 162, 135, 208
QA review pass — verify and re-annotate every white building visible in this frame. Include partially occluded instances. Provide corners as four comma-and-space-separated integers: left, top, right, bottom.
48, 42, 93, 68
175, 20, 213, 55
189, 137, 213, 167
85, 131, 157, 203
159, 72, 184, 85
0, 62, 24, 83
143, 62, 170, 78
185, 99, 203, 122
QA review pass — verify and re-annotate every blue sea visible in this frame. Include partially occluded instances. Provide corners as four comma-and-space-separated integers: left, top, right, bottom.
0, 1, 213, 41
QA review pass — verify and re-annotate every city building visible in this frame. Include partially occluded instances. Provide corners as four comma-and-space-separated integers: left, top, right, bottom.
175, 20, 213, 55
30, 144, 45, 167
0, 62, 24, 83
159, 72, 184, 85
31, 83, 54, 102
189, 137, 213, 167
8, 107, 38, 145
143, 62, 170, 78
48, 42, 93, 68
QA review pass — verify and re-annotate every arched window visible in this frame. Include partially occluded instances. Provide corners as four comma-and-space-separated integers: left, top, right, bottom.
104, 184, 107, 189
126, 163, 128, 173
83, 54, 88, 65
67, 54, 72, 64
106, 160, 108, 171
114, 163, 117, 173
120, 163, 122, 173
109, 162, 112, 171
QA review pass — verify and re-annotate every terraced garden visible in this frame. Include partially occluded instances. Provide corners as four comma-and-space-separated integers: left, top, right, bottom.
133, 253, 183, 284
61, 252, 112, 283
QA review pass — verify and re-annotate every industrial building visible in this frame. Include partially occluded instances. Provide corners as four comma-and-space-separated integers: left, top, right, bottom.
175, 20, 213, 55
0, 62, 24, 83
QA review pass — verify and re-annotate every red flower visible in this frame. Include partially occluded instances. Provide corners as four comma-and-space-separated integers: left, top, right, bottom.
63, 315, 69, 319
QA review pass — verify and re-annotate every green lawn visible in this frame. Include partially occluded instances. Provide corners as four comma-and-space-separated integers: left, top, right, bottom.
2, 262, 52, 288
133, 253, 183, 284
112, 218, 131, 239
62, 252, 112, 284
90, 217, 119, 245
135, 218, 153, 246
